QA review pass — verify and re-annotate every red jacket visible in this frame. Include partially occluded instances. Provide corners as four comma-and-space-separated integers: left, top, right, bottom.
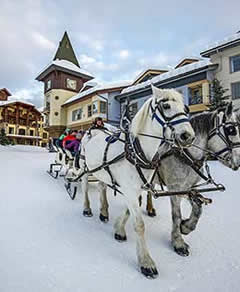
63, 135, 76, 147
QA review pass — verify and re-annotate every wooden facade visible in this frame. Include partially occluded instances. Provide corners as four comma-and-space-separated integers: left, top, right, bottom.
0, 101, 48, 146
43, 71, 89, 94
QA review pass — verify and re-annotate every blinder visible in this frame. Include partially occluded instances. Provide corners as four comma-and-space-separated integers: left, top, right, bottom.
224, 124, 238, 137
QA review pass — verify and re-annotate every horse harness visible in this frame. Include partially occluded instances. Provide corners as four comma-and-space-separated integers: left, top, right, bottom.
70, 99, 190, 195
208, 113, 240, 159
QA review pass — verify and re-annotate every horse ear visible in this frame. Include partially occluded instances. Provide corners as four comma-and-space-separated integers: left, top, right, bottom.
151, 84, 163, 107
225, 102, 233, 118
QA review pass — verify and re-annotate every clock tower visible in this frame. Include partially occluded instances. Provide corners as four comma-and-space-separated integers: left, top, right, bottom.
36, 31, 94, 138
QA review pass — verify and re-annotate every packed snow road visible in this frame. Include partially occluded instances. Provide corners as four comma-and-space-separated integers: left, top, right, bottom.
0, 145, 240, 292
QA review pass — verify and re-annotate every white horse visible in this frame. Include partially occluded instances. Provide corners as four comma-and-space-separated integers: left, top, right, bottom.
78, 85, 195, 278
114, 103, 240, 260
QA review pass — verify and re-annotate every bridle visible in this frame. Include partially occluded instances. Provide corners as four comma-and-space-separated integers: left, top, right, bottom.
138, 99, 190, 147
208, 111, 240, 161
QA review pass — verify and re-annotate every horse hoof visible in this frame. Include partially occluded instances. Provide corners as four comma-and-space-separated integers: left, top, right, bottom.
83, 209, 93, 217
114, 233, 127, 242
99, 213, 109, 223
180, 220, 193, 235
147, 209, 157, 217
140, 266, 159, 279
174, 246, 190, 257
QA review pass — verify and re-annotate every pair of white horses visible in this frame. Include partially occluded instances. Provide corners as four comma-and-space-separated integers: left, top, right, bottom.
75, 85, 240, 278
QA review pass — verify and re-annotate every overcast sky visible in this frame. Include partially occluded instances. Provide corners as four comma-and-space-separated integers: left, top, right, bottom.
0, 0, 239, 107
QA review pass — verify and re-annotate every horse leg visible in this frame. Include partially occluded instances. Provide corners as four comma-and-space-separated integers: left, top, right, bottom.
146, 192, 156, 217
82, 174, 93, 217
98, 182, 109, 222
129, 201, 158, 278
180, 197, 203, 235
114, 207, 130, 241
170, 195, 190, 257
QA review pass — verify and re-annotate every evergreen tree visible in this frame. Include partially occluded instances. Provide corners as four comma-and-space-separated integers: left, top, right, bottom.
209, 78, 230, 110
0, 128, 11, 145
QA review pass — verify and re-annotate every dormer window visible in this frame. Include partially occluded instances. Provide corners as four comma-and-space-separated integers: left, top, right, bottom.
47, 80, 52, 90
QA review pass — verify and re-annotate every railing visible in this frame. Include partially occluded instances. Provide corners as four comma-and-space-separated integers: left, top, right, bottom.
189, 95, 203, 105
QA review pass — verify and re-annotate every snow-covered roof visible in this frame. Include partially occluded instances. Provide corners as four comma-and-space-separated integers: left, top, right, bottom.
63, 81, 132, 106
7, 134, 42, 139
121, 60, 213, 95
0, 99, 35, 107
132, 68, 169, 84
36, 59, 94, 80
52, 59, 93, 77
37, 106, 44, 113
201, 32, 240, 57
0, 88, 12, 96
80, 79, 99, 92
175, 56, 203, 68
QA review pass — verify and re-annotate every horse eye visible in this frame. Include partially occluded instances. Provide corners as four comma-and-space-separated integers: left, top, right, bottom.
162, 103, 170, 110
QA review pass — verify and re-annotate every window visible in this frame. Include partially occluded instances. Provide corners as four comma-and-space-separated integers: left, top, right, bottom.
30, 130, 34, 136
129, 102, 138, 118
43, 133, 48, 139
47, 80, 51, 90
55, 96, 59, 100
230, 55, 240, 73
88, 105, 92, 117
9, 127, 14, 134
100, 101, 107, 114
231, 82, 240, 100
72, 108, 82, 121
19, 128, 26, 135
189, 86, 203, 105
92, 101, 98, 114
54, 112, 59, 116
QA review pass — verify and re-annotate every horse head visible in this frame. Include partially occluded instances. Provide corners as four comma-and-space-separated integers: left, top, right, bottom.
208, 102, 240, 170
149, 85, 195, 147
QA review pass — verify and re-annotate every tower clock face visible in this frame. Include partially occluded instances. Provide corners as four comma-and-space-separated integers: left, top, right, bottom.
66, 78, 77, 90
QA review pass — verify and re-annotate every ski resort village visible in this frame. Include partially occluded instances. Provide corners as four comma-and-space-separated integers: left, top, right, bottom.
1, 2, 240, 291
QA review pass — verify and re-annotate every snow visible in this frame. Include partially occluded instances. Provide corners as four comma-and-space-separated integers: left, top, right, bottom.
201, 32, 240, 54
37, 106, 44, 113
0, 99, 34, 107
37, 59, 94, 79
121, 60, 213, 95
0, 145, 240, 292
132, 67, 169, 84
64, 81, 132, 105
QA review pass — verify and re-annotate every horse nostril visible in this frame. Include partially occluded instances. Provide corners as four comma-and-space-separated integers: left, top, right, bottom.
180, 132, 190, 141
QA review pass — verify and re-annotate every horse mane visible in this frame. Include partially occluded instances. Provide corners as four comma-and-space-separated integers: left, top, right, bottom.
190, 111, 216, 135
130, 89, 183, 136
130, 98, 152, 136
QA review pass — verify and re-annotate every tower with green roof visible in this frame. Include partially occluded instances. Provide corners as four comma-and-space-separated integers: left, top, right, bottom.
36, 31, 94, 138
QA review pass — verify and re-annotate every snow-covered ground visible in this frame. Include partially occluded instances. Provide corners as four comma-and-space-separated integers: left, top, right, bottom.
0, 145, 240, 292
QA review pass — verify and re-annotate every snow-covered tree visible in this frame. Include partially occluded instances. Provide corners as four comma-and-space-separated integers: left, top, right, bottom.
0, 128, 11, 145
209, 78, 230, 110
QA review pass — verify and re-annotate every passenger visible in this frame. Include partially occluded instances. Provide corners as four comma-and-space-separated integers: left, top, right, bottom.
65, 130, 85, 156
93, 117, 105, 129
56, 128, 70, 148
62, 130, 77, 148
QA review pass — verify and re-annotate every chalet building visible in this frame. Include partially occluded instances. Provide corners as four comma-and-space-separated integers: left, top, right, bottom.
0, 89, 49, 146
201, 31, 240, 108
36, 31, 94, 138
62, 80, 131, 130
116, 58, 217, 116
